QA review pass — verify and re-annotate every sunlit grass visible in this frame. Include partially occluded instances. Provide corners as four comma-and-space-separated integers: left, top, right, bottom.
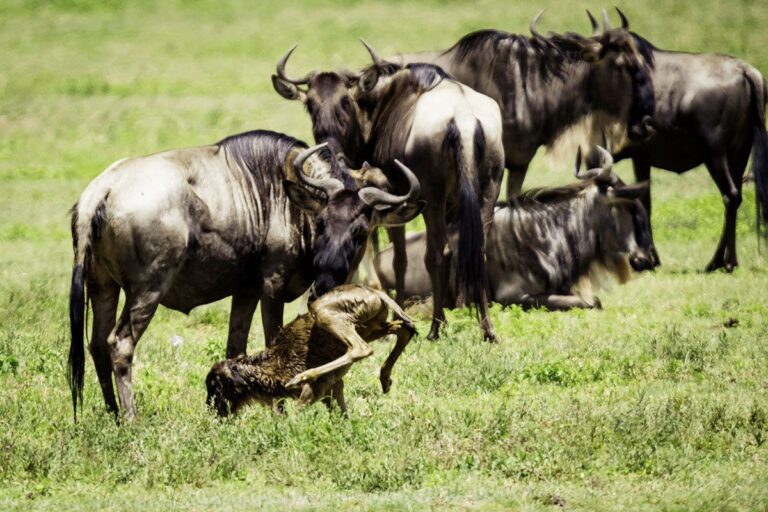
1, 0, 767, 510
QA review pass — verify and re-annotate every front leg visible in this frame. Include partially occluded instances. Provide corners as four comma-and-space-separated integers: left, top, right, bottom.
227, 293, 260, 358
261, 295, 284, 347
387, 226, 407, 305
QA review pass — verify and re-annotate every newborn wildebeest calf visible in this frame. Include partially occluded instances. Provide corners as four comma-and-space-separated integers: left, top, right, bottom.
206, 285, 416, 416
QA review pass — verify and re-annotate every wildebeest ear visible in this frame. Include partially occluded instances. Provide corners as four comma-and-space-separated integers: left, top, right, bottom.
607, 181, 650, 201
283, 180, 326, 211
359, 66, 380, 93
374, 200, 426, 227
272, 75, 305, 101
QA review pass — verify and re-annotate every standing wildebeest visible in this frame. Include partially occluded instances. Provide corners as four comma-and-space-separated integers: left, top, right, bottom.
600, 10, 768, 272
394, 10, 657, 202
206, 284, 416, 417
272, 43, 504, 341
375, 146, 655, 310
68, 130, 423, 421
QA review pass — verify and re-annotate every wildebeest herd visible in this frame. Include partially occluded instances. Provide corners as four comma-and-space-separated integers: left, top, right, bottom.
67, 9, 767, 422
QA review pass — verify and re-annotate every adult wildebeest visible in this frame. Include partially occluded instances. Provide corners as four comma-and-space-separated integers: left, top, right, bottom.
599, 10, 768, 272
206, 284, 415, 417
272, 43, 504, 341
375, 146, 655, 310
68, 130, 423, 421
394, 10, 657, 202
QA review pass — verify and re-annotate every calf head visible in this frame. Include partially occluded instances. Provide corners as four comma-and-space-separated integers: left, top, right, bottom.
575, 145, 654, 273
283, 144, 425, 300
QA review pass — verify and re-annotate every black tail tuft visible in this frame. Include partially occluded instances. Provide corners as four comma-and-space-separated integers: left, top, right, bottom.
446, 119, 487, 314
753, 124, 768, 236
68, 264, 86, 422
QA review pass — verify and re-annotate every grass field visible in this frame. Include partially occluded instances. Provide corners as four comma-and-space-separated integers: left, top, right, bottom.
2, 0, 768, 510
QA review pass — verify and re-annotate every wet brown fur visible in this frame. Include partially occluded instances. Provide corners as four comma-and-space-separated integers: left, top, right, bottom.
206, 285, 416, 416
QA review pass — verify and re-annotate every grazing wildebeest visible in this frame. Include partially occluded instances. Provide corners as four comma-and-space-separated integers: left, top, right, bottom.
68, 131, 423, 421
600, 10, 768, 272
272, 42, 504, 341
206, 284, 416, 417
394, 10, 657, 202
375, 146, 655, 310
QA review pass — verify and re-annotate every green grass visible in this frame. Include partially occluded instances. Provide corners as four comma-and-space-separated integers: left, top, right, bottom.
2, 0, 768, 509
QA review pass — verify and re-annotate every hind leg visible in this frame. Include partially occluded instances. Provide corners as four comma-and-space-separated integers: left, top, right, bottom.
87, 271, 120, 416
88, 276, 120, 415
108, 289, 163, 422
705, 156, 742, 272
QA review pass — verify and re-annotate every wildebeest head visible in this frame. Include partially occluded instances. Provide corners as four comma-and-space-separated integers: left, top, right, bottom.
575, 145, 655, 273
272, 47, 368, 163
283, 143, 425, 300
555, 8, 656, 141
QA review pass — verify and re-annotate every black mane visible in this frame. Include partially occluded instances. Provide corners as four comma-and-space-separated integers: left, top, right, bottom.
630, 32, 657, 68
447, 29, 582, 82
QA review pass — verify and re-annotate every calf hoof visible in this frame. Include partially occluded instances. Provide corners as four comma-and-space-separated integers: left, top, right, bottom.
484, 332, 498, 344
380, 374, 393, 394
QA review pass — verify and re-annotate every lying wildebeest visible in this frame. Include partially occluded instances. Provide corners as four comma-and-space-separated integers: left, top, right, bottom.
375, 146, 654, 310
206, 284, 416, 416
69, 130, 423, 421
394, 10, 656, 202
272, 42, 504, 342
597, 9, 768, 272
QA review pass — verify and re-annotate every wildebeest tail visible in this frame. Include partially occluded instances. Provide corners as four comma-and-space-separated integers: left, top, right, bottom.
446, 119, 487, 312
68, 206, 87, 422
747, 68, 768, 234
68, 194, 107, 421
374, 288, 417, 336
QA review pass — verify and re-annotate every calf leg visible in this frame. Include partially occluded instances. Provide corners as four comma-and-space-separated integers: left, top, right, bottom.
226, 293, 260, 357
705, 156, 742, 272
379, 325, 413, 394
285, 311, 374, 389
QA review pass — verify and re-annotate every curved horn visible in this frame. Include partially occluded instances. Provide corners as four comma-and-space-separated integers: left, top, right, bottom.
575, 145, 617, 184
530, 9, 546, 39
586, 10, 600, 36
595, 145, 614, 174
358, 159, 420, 207
360, 38, 383, 65
602, 8, 612, 31
616, 6, 630, 30
291, 143, 344, 195
276, 45, 313, 85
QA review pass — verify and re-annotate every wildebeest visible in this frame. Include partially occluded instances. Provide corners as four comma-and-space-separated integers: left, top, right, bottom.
603, 10, 768, 272
68, 130, 423, 421
375, 146, 655, 310
394, 10, 657, 202
206, 284, 416, 417
272, 42, 504, 341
